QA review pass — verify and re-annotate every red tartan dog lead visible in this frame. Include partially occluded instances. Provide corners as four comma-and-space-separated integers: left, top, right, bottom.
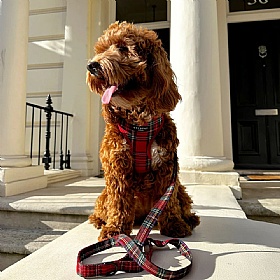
76, 154, 193, 279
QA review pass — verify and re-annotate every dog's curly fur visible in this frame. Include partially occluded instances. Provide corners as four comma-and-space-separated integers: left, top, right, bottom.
87, 21, 200, 241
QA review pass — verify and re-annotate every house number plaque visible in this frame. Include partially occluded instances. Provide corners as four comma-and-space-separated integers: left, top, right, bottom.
229, 0, 280, 12
248, 0, 269, 5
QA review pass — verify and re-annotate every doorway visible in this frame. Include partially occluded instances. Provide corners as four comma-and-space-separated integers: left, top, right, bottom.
228, 20, 280, 169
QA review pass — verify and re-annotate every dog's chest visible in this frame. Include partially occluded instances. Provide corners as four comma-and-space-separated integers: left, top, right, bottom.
118, 116, 165, 173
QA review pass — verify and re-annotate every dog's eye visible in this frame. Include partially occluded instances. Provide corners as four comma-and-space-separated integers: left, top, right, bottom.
118, 46, 128, 52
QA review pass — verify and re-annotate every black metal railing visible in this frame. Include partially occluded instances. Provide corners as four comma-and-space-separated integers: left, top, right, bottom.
25, 94, 74, 170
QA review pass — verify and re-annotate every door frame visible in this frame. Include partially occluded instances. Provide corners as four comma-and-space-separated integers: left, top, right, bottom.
216, 0, 280, 169
228, 20, 280, 169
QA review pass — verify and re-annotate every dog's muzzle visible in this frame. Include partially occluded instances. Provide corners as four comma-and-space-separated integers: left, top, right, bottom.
87, 61, 101, 76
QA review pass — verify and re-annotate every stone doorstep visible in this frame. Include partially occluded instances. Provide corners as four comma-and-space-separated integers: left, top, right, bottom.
0, 212, 86, 268
248, 216, 280, 225
0, 176, 245, 274
239, 179, 280, 189
239, 200, 280, 216
0, 168, 81, 197
0, 210, 88, 231
0, 200, 89, 271
238, 171, 280, 189
180, 170, 240, 186
0, 176, 98, 271
0, 166, 44, 183
237, 170, 280, 176
180, 170, 241, 199
238, 180, 280, 219
0, 227, 67, 271
0, 252, 24, 273
2, 185, 280, 280
241, 187, 280, 200
0, 228, 67, 255
44, 169, 81, 185
0, 176, 47, 197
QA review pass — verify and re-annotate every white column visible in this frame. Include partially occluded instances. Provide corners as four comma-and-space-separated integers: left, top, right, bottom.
61, 0, 111, 176
170, 0, 233, 172
0, 0, 46, 196
0, 0, 29, 164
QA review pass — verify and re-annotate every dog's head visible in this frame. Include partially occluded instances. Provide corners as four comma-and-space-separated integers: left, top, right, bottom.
87, 21, 181, 123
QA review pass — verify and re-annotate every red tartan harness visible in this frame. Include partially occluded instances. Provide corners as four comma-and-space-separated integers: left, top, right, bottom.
118, 115, 164, 173
76, 154, 193, 279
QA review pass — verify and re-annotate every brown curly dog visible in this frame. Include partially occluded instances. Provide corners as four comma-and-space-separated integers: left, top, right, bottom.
86, 21, 200, 241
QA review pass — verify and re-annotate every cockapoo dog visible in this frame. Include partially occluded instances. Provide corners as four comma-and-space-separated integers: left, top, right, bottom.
86, 21, 199, 241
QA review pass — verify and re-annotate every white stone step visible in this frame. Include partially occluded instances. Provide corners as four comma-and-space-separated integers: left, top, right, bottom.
0, 228, 66, 255
238, 179, 280, 220
0, 228, 66, 271
0, 181, 92, 231
0, 209, 87, 231
239, 199, 280, 216
45, 169, 81, 185
0, 175, 101, 229
240, 179, 280, 189
0, 176, 104, 270
2, 184, 280, 280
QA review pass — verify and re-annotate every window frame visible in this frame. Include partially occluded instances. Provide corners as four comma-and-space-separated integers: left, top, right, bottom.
109, 0, 170, 30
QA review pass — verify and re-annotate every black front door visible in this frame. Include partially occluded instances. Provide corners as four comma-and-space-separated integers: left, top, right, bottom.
229, 20, 280, 169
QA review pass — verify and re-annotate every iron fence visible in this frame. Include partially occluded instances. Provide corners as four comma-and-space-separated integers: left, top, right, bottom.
25, 95, 73, 170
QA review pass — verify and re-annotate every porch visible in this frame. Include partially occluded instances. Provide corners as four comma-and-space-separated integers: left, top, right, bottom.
1, 174, 280, 279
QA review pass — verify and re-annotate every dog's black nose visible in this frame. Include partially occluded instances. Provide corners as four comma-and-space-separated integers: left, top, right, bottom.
87, 61, 101, 76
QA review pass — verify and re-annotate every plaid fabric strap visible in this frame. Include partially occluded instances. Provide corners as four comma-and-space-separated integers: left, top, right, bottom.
76, 234, 192, 279
118, 115, 164, 173
76, 154, 193, 279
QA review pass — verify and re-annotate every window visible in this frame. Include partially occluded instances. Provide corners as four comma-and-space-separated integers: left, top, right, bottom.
116, 0, 170, 56
116, 0, 167, 24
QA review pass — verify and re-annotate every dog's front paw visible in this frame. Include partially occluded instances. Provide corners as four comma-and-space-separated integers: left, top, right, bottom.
88, 213, 105, 229
183, 213, 200, 230
98, 225, 121, 241
160, 218, 192, 238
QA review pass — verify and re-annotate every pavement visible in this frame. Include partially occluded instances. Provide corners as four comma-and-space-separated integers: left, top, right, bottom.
1, 176, 280, 279
238, 175, 280, 225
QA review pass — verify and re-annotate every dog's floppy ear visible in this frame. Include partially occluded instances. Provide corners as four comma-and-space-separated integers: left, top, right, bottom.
148, 45, 181, 112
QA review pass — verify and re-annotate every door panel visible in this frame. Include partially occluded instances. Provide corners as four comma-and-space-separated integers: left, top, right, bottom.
237, 120, 263, 155
267, 115, 280, 163
229, 20, 280, 169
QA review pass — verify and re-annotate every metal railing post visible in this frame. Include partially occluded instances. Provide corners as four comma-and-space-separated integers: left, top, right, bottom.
42, 95, 53, 170
26, 96, 73, 170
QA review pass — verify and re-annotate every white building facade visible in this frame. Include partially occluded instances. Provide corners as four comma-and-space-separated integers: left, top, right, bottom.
1, 0, 280, 196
